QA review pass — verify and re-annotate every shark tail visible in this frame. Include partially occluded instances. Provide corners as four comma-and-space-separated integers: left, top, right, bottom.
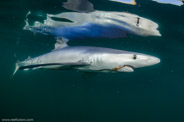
12, 54, 20, 78
12, 63, 19, 78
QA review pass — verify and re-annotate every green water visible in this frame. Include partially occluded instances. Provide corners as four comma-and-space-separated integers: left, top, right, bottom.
0, 0, 184, 122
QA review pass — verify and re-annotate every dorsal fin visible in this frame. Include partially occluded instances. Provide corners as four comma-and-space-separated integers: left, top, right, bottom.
62, 0, 94, 12
53, 37, 69, 51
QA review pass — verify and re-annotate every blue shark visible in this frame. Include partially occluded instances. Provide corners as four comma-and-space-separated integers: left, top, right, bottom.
13, 46, 160, 76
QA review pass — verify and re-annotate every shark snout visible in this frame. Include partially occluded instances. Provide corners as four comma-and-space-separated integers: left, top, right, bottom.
146, 56, 160, 65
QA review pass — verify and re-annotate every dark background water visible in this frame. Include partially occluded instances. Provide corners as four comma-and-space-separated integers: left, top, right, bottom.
0, 0, 184, 122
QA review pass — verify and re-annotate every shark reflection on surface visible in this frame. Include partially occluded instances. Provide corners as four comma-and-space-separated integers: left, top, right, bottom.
62, 0, 94, 12
24, 10, 161, 41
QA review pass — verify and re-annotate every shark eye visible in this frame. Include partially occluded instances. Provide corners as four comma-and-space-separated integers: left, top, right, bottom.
133, 55, 137, 60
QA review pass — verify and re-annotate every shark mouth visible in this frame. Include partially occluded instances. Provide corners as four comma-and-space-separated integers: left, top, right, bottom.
124, 65, 135, 70
98, 65, 135, 72
116, 65, 135, 72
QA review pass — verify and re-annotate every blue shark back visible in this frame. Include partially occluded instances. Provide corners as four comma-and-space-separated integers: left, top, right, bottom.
19, 46, 131, 67
55, 46, 134, 55
53, 23, 128, 40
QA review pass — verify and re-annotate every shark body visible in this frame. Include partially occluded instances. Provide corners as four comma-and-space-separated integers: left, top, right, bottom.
13, 46, 160, 76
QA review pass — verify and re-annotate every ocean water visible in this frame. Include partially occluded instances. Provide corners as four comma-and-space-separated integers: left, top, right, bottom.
0, 0, 184, 122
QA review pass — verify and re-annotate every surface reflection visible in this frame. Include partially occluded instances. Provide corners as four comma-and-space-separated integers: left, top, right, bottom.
62, 0, 94, 12
24, 10, 161, 42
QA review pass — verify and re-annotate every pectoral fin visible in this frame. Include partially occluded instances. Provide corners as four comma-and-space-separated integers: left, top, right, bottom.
53, 37, 69, 51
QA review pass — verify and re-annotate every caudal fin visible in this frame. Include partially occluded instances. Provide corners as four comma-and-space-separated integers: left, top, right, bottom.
12, 63, 19, 78
12, 53, 20, 78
